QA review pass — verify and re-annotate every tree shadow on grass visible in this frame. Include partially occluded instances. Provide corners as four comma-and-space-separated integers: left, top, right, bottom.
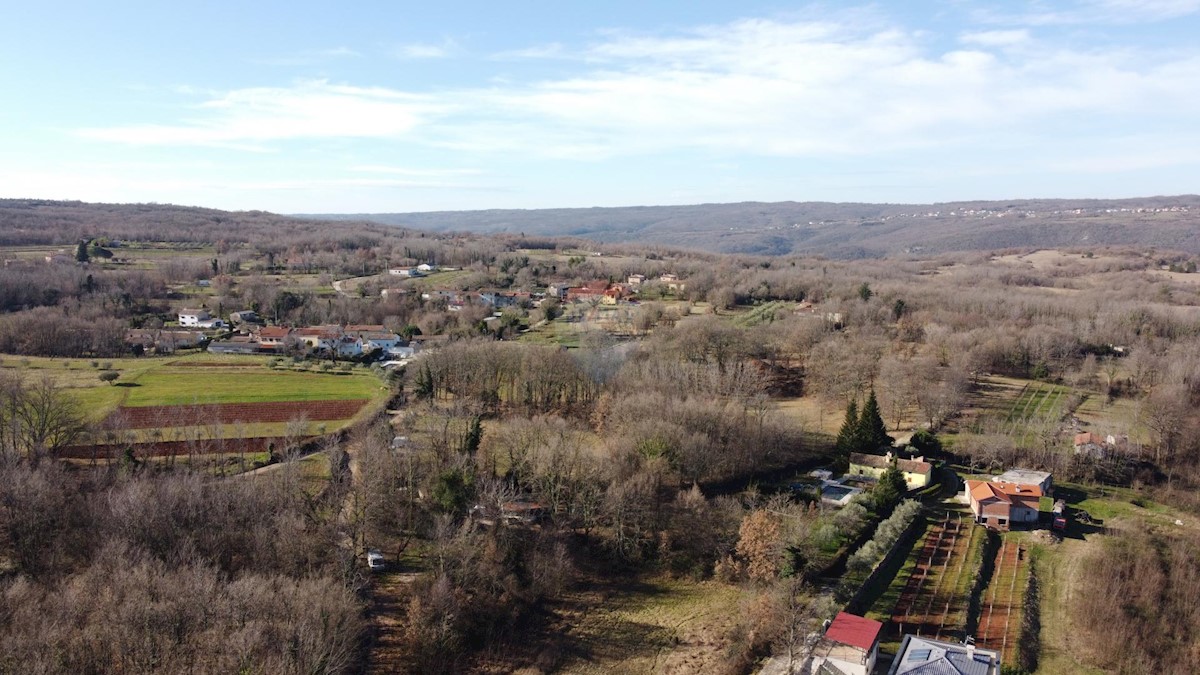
114, 382, 141, 387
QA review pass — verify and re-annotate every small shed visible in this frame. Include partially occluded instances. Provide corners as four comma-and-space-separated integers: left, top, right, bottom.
806, 612, 883, 675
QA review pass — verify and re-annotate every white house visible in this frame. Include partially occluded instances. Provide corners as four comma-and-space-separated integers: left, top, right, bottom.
178, 308, 226, 329
417, 263, 435, 272
355, 331, 404, 352
387, 345, 416, 359
333, 336, 364, 357
388, 268, 421, 277
178, 308, 211, 327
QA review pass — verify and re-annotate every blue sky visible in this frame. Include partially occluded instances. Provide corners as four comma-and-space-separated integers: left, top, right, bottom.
3, 0, 1199, 213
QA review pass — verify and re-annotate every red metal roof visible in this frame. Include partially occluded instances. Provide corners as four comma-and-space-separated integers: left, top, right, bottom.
824, 612, 882, 652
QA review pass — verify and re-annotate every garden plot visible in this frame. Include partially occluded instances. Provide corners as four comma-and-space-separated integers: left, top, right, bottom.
1003, 382, 1068, 428
889, 513, 979, 641
975, 538, 1028, 664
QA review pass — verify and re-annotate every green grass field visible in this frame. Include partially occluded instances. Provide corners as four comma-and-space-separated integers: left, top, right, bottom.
1, 352, 388, 421
733, 300, 795, 327
122, 369, 381, 406
1004, 382, 1068, 425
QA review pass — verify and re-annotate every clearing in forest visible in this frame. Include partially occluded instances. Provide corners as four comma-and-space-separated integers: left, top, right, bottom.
469, 574, 755, 675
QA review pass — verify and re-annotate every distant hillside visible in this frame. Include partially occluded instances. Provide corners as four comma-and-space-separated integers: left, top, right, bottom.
0, 199, 402, 247
309, 196, 1200, 257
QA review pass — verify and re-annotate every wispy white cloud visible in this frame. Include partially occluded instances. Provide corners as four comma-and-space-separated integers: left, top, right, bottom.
79, 17, 1200, 170
0, 169, 498, 207
79, 80, 446, 147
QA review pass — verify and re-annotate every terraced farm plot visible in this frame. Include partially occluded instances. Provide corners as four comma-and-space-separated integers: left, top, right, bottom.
956, 377, 1074, 449
734, 301, 794, 327
1004, 382, 1068, 426
888, 513, 980, 641
976, 538, 1028, 664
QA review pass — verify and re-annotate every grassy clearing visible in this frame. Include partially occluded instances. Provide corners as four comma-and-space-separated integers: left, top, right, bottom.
1074, 393, 1146, 444
1033, 537, 1109, 675
551, 575, 753, 675
122, 369, 381, 406
1024, 484, 1200, 674
774, 396, 845, 436
733, 301, 795, 328
520, 319, 586, 348
1004, 382, 1068, 424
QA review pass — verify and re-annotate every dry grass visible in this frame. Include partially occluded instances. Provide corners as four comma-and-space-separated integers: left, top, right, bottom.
1148, 270, 1200, 285
540, 575, 753, 675
774, 396, 845, 436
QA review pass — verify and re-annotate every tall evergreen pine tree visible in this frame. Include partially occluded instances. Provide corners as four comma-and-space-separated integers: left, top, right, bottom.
857, 389, 892, 452
835, 399, 859, 455
462, 416, 483, 456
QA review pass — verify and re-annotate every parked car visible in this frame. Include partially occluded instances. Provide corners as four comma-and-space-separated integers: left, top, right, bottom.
366, 549, 385, 571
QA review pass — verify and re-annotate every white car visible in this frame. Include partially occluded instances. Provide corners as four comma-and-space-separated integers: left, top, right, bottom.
366, 549, 385, 571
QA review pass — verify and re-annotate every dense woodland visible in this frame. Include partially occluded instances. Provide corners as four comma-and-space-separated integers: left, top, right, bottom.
1, 200, 1199, 673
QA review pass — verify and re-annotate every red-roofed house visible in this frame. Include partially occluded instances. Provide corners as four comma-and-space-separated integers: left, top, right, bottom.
294, 326, 343, 351
966, 480, 1042, 531
1073, 432, 1112, 458
567, 280, 611, 302
806, 612, 882, 675
255, 326, 293, 349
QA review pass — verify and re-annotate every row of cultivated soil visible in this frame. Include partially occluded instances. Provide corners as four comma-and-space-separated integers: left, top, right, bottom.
886, 512, 1026, 665
976, 539, 1025, 662
107, 399, 370, 428
891, 513, 976, 640
56, 436, 307, 459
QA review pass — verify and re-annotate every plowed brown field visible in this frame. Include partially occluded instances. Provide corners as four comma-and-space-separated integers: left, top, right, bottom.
108, 399, 369, 428
57, 436, 305, 459
977, 539, 1025, 662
